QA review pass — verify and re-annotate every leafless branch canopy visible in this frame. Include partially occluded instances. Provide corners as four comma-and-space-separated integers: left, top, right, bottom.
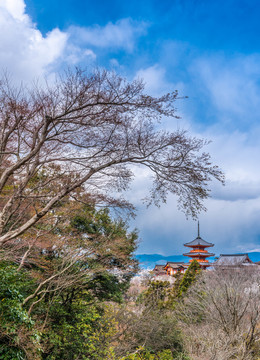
177, 269, 260, 360
0, 69, 224, 246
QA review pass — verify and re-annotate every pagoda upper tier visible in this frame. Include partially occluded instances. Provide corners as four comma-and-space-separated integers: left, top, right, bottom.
183, 222, 215, 268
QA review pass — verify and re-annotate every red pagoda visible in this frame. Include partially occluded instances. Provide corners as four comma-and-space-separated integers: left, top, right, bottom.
183, 222, 214, 269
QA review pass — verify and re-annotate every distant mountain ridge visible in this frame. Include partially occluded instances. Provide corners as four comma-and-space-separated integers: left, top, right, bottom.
135, 252, 260, 269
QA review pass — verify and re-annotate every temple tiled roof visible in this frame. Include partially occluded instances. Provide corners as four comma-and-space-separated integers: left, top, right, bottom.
153, 265, 166, 270
213, 254, 254, 266
164, 262, 185, 270
153, 264, 167, 275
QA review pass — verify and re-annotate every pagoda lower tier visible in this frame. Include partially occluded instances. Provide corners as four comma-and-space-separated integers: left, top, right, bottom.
183, 251, 215, 267
183, 222, 215, 268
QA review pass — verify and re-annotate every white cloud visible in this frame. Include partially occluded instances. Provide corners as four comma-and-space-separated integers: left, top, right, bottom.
133, 189, 260, 256
68, 18, 148, 52
0, 0, 68, 81
144, 124, 260, 256
135, 64, 185, 97
199, 127, 260, 200
0, 3, 147, 81
132, 52, 260, 256
185, 53, 260, 205
191, 54, 260, 124
62, 45, 96, 65
110, 58, 120, 67
0, 0, 28, 21
136, 65, 167, 94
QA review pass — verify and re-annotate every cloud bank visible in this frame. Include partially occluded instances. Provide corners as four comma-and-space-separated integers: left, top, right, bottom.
0, 1, 146, 80
130, 50, 260, 255
68, 18, 148, 52
0, 0, 67, 81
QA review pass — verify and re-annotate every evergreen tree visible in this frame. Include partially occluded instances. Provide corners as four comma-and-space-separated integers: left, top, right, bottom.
175, 260, 201, 298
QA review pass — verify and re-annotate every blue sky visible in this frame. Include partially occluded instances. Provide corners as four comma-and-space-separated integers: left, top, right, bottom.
1, 0, 260, 256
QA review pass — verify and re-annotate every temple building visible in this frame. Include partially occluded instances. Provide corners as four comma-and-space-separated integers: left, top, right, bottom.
213, 254, 257, 268
183, 222, 215, 269
153, 264, 167, 276
163, 262, 189, 276
152, 223, 216, 276
152, 223, 260, 276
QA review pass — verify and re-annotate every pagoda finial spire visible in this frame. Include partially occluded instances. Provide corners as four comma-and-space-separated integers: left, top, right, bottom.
198, 221, 200, 237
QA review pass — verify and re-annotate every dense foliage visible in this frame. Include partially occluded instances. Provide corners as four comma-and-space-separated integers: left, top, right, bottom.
0, 205, 136, 359
0, 264, 40, 359
0, 203, 192, 360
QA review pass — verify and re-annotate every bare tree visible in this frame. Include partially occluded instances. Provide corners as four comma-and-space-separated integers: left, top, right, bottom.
111, 302, 185, 358
177, 268, 260, 360
0, 68, 223, 250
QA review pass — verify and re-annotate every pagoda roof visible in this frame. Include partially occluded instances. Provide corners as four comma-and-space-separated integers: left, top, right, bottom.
184, 236, 214, 248
196, 262, 212, 266
183, 251, 215, 257
184, 222, 214, 248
